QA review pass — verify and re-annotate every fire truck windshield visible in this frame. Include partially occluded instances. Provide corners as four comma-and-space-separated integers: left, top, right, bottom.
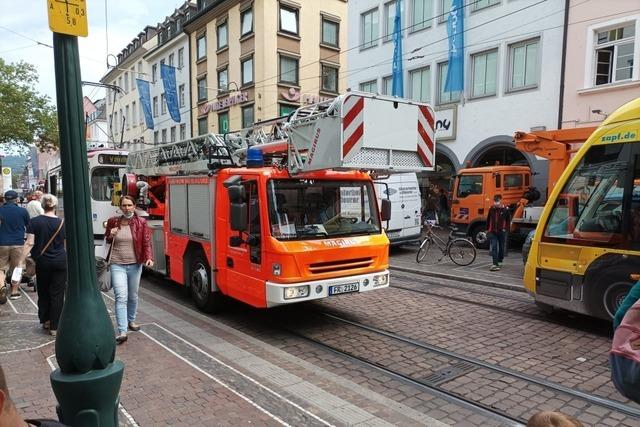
267, 179, 381, 240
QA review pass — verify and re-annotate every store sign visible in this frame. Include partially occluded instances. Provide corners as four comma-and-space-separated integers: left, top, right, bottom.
199, 92, 249, 115
435, 107, 457, 141
280, 88, 334, 106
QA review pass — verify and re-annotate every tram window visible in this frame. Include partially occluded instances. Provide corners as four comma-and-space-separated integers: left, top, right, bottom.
91, 168, 120, 201
543, 144, 627, 246
457, 175, 483, 197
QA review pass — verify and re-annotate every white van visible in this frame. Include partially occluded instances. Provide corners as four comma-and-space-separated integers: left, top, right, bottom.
375, 173, 422, 246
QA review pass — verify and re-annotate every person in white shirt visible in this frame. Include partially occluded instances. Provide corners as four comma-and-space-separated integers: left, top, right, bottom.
26, 191, 44, 219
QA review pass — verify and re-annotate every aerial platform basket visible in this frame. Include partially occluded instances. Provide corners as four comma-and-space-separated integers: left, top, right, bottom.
284, 91, 436, 174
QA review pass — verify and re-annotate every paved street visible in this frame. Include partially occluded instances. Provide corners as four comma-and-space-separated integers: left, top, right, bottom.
2, 245, 638, 427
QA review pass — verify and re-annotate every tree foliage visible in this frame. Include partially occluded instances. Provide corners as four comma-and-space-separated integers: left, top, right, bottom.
0, 58, 58, 151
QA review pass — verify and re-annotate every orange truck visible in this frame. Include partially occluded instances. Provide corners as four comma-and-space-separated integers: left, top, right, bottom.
122, 92, 435, 312
450, 127, 596, 248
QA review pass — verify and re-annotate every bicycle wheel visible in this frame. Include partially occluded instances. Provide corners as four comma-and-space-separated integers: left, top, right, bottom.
416, 238, 440, 264
448, 239, 476, 266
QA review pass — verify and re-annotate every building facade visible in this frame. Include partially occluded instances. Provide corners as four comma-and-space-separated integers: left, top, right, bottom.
101, 26, 158, 149
561, 0, 640, 129
85, 97, 110, 149
145, 2, 197, 145
186, 0, 348, 135
348, 0, 566, 191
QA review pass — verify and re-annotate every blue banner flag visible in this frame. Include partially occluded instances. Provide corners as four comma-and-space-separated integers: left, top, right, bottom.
391, 0, 404, 97
444, 0, 464, 93
136, 78, 154, 130
161, 64, 181, 123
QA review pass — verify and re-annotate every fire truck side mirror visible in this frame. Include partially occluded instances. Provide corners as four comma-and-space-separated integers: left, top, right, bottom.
381, 199, 391, 222
230, 202, 248, 232
228, 185, 246, 204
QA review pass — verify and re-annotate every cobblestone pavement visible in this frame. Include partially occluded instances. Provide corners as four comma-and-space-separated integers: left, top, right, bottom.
0, 266, 633, 426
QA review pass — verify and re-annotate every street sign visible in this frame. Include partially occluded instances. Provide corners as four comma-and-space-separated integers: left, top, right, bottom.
47, 0, 88, 37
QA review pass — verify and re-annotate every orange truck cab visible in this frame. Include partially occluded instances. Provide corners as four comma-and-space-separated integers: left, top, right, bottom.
450, 165, 532, 247
123, 92, 436, 312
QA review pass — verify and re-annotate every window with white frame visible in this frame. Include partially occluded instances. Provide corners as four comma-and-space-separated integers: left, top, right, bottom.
179, 84, 185, 107
409, 67, 431, 102
180, 123, 187, 140
241, 56, 254, 86
196, 35, 206, 60
198, 117, 208, 135
131, 67, 135, 91
125, 105, 130, 129
593, 22, 636, 86
217, 22, 228, 50
361, 8, 379, 49
279, 55, 299, 84
473, 0, 500, 12
170, 126, 176, 142
439, 0, 452, 24
161, 93, 167, 115
437, 62, 461, 104
169, 53, 174, 67
322, 18, 339, 47
279, 4, 299, 35
154, 131, 159, 144
178, 48, 184, 68
411, 0, 432, 32
384, 1, 402, 42
132, 101, 137, 125
241, 8, 253, 36
162, 129, 167, 143
471, 49, 498, 98
218, 67, 228, 92
124, 72, 129, 92
197, 77, 207, 102
508, 38, 539, 91
382, 76, 393, 95
360, 80, 378, 93
153, 96, 158, 117
322, 64, 339, 93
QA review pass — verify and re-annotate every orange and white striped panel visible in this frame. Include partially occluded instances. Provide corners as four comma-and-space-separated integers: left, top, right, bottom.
417, 105, 435, 168
342, 95, 365, 159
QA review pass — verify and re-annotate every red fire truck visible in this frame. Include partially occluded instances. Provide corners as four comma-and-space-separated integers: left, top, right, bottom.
122, 92, 435, 312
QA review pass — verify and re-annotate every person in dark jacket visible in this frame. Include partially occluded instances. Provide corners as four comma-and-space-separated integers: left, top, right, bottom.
20, 194, 66, 336
104, 196, 153, 344
487, 195, 511, 271
0, 190, 30, 300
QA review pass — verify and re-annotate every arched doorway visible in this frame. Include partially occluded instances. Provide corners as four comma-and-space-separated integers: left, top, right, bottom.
474, 145, 528, 167
432, 152, 456, 189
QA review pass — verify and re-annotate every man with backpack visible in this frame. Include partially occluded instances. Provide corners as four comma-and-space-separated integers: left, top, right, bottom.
486, 194, 511, 271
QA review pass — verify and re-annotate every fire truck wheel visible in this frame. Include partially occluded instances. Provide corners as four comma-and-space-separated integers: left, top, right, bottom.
189, 254, 221, 313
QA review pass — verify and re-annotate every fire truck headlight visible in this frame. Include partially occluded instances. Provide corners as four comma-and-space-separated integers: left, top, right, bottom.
373, 273, 389, 287
272, 263, 282, 276
283, 285, 309, 300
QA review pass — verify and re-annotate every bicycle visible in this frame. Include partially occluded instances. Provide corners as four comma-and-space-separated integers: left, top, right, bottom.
416, 221, 477, 266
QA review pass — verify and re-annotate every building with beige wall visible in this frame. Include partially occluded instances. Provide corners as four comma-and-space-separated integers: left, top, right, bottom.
560, 0, 640, 129
185, 0, 348, 136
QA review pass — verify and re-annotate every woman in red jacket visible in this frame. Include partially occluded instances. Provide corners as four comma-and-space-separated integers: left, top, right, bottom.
104, 196, 153, 344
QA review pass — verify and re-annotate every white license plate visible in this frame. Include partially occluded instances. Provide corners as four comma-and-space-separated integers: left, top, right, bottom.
329, 282, 360, 295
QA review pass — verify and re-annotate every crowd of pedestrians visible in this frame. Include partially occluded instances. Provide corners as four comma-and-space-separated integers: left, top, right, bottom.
0, 190, 67, 336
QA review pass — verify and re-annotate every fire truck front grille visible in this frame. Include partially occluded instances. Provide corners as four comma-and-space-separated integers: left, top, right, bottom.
308, 258, 373, 274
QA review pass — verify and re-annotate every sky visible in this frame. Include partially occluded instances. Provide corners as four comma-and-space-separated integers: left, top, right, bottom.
0, 0, 187, 103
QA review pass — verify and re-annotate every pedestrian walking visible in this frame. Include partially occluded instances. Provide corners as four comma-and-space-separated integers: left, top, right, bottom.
438, 188, 449, 225
487, 194, 511, 271
105, 195, 153, 344
26, 191, 44, 218
0, 190, 30, 301
527, 411, 583, 427
20, 194, 66, 336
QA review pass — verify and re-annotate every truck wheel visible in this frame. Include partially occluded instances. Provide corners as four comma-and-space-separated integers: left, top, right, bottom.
589, 271, 633, 320
469, 224, 489, 249
189, 253, 223, 314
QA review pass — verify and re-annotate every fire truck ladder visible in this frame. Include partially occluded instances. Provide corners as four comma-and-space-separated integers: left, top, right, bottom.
126, 133, 236, 176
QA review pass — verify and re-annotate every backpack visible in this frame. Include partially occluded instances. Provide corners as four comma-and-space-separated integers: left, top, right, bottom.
610, 297, 640, 404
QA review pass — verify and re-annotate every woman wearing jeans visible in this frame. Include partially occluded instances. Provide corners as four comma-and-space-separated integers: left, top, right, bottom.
105, 196, 153, 344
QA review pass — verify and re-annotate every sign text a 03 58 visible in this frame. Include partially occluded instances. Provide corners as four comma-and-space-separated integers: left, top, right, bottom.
48, 0, 88, 37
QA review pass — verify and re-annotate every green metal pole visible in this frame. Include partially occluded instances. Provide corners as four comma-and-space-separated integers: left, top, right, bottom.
50, 33, 124, 427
